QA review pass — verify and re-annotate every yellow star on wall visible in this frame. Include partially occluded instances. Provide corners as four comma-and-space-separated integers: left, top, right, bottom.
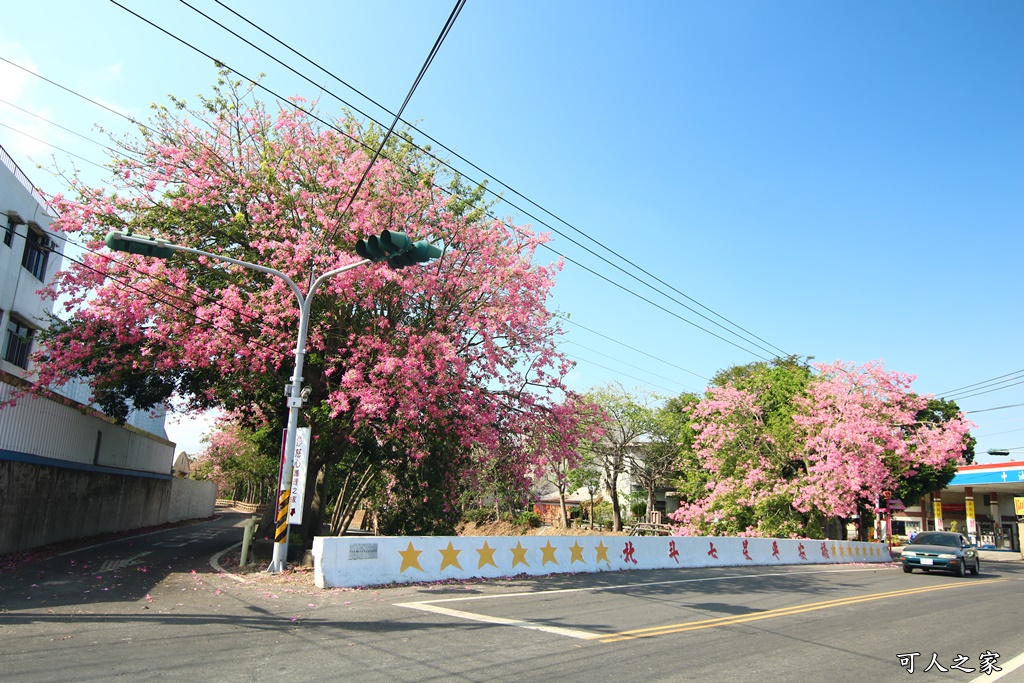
476, 541, 498, 569
541, 541, 559, 565
831, 543, 838, 557
439, 541, 462, 571
595, 541, 610, 565
399, 542, 423, 573
511, 541, 529, 567
569, 541, 585, 564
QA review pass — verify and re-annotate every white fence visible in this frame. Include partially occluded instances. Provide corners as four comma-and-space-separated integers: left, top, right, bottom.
314, 534, 891, 588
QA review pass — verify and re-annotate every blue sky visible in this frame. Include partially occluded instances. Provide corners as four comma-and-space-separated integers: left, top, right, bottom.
2, 1, 1022, 462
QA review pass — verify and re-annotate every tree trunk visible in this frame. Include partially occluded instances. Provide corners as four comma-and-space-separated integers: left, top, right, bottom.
558, 488, 568, 528
608, 472, 622, 532
329, 462, 376, 535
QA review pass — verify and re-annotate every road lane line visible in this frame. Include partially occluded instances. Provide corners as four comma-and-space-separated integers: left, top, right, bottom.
598, 579, 1006, 643
404, 567, 893, 607
396, 601, 598, 639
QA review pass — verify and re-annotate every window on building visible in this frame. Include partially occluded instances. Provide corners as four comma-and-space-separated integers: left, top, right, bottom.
21, 225, 52, 281
3, 210, 23, 248
3, 317, 33, 369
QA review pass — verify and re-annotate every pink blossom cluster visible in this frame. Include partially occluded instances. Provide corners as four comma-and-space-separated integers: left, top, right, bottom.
23, 86, 600, 496
670, 360, 973, 536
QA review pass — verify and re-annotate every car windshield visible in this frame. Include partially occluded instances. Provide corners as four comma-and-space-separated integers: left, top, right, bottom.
913, 533, 960, 547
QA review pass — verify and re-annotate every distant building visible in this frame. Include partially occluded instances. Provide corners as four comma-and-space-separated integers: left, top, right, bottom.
888, 461, 1024, 551
0, 144, 211, 554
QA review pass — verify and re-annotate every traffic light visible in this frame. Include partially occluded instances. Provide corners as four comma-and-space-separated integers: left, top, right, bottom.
105, 231, 176, 259
355, 230, 442, 269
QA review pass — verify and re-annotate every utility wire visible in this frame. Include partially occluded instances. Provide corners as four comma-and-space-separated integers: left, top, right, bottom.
0, 122, 108, 170
946, 379, 1024, 402
202, 0, 790, 359
156, 0, 785, 360
0, 56, 153, 135
560, 352, 681, 395
560, 339, 698, 393
312, 0, 465, 250
0, 98, 114, 150
965, 403, 1024, 415
558, 315, 709, 382
3, 139, 712, 394
4, 27, 775, 369
942, 369, 1024, 400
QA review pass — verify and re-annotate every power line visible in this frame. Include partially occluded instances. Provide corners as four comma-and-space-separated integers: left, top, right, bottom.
942, 368, 1024, 400
561, 352, 681, 395
315, 0, 465, 250
965, 403, 1024, 415
4, 26, 775, 370
0, 56, 153, 135
202, 0, 791, 360
0, 122, 108, 170
942, 367, 1024, 395
560, 339, 698, 393
559, 315, 708, 382
151, 0, 786, 360
946, 379, 1024, 402
0, 98, 114, 150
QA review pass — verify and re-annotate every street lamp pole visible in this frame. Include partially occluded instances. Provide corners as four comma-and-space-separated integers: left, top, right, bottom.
104, 231, 370, 572
105, 229, 441, 573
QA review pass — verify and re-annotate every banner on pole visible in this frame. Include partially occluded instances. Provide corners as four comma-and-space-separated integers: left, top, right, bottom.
288, 427, 311, 524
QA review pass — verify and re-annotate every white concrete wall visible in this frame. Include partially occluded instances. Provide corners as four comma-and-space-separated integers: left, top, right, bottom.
0, 380, 174, 475
313, 534, 890, 589
168, 478, 216, 522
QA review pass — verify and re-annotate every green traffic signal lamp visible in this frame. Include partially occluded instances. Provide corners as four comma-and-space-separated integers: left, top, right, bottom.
105, 231, 176, 259
355, 230, 441, 269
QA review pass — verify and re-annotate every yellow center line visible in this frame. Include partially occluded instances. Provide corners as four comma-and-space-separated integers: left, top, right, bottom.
596, 578, 1006, 643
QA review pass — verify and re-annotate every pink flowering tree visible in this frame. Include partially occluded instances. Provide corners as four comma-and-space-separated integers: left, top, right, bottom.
669, 383, 805, 538
792, 360, 974, 539
191, 419, 277, 504
670, 358, 973, 540
27, 75, 596, 541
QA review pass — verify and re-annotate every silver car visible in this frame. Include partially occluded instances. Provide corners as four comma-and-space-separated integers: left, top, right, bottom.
901, 531, 980, 577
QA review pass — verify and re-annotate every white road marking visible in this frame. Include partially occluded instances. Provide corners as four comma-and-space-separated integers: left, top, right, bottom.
395, 601, 598, 639
394, 567, 891, 640
97, 551, 152, 573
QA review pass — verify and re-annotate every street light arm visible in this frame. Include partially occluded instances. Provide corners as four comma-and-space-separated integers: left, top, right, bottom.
108, 231, 306, 307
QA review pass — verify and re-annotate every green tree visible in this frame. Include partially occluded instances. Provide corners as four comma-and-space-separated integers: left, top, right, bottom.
582, 383, 657, 531
567, 452, 602, 530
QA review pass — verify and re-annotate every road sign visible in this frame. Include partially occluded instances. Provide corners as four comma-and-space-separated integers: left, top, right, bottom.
288, 427, 311, 524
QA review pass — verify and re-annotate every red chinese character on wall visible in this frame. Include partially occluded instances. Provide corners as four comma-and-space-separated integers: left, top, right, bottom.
742, 539, 753, 561
623, 541, 638, 565
820, 542, 829, 559
772, 541, 780, 559
707, 541, 718, 559
668, 540, 680, 563
798, 543, 807, 560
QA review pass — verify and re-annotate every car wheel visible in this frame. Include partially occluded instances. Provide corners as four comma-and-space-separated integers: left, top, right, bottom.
970, 558, 980, 576
954, 561, 966, 577
903, 565, 913, 573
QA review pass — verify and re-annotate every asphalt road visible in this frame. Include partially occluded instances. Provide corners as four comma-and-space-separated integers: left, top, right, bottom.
3, 513, 1024, 682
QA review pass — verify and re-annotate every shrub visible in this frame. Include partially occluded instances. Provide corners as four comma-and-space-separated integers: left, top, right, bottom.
461, 508, 497, 525
515, 511, 542, 529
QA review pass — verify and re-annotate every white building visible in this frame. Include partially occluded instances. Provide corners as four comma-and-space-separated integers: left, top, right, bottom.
0, 144, 210, 554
